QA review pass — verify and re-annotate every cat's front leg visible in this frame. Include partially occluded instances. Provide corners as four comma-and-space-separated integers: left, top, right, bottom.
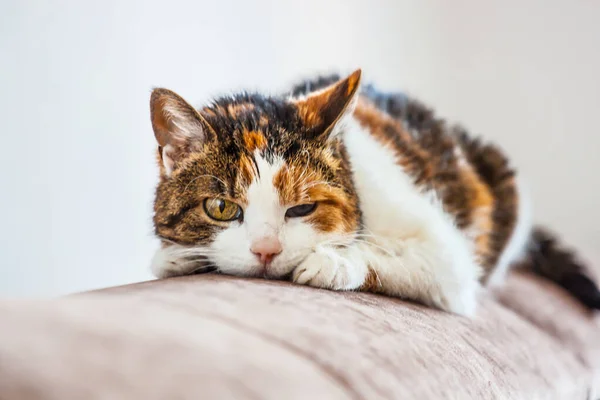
292, 245, 369, 291
293, 235, 481, 316
357, 234, 483, 316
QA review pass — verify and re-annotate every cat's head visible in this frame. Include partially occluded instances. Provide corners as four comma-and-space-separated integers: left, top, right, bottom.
150, 70, 362, 279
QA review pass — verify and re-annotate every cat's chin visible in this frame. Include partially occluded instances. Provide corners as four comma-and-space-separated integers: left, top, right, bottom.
234, 265, 296, 281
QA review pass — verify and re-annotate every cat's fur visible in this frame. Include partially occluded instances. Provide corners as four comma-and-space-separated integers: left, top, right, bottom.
150, 70, 600, 315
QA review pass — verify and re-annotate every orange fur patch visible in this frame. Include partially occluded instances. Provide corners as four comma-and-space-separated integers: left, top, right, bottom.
355, 99, 413, 142
295, 69, 361, 131
306, 186, 355, 233
344, 69, 362, 96
354, 99, 432, 182
296, 107, 322, 127
273, 161, 355, 233
460, 162, 495, 263
243, 130, 267, 152
360, 267, 383, 292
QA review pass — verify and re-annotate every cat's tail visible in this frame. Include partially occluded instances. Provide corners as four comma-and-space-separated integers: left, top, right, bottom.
520, 226, 600, 309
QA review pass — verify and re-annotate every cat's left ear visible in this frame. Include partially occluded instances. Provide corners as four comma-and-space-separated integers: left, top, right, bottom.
293, 69, 362, 141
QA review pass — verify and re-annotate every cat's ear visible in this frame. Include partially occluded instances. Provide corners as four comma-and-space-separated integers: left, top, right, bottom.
150, 88, 215, 176
293, 69, 362, 141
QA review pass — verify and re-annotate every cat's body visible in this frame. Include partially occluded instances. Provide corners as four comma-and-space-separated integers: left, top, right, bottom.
150, 70, 600, 315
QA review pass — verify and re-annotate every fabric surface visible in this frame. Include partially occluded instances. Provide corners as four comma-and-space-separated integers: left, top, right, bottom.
0, 272, 598, 400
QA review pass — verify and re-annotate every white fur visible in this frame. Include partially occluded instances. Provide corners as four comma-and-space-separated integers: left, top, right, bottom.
293, 241, 369, 290
151, 242, 216, 278
161, 144, 176, 176
338, 118, 482, 315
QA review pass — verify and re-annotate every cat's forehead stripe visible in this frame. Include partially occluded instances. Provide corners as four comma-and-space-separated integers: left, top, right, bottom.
246, 154, 283, 208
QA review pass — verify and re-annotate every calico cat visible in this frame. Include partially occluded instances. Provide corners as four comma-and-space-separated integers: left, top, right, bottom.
149, 69, 600, 315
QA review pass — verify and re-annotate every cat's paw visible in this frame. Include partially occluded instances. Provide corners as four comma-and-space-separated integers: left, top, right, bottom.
292, 249, 367, 290
437, 276, 480, 317
432, 256, 482, 316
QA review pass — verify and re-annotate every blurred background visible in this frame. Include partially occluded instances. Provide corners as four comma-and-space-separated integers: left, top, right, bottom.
1, 1, 598, 297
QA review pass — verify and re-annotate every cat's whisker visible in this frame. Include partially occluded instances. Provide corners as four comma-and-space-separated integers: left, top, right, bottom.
350, 239, 397, 257
188, 263, 218, 275
316, 234, 398, 258
174, 250, 217, 258
165, 246, 217, 256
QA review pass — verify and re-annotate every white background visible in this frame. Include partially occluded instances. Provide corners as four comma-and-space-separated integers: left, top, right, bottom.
1, 1, 598, 297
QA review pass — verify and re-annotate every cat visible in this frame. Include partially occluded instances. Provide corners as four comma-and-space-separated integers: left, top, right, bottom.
149, 69, 600, 316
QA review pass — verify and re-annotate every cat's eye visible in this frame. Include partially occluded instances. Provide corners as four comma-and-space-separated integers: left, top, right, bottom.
285, 203, 317, 218
203, 198, 242, 222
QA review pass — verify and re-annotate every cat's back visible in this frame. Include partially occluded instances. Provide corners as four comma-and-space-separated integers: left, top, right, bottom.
292, 76, 522, 280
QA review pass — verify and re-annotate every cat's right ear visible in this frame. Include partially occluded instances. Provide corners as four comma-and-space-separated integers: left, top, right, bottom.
150, 88, 215, 176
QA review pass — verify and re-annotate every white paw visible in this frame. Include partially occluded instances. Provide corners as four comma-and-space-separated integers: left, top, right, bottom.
439, 279, 480, 317
435, 258, 482, 316
292, 249, 366, 290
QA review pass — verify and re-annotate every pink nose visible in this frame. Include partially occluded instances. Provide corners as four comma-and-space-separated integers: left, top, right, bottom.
250, 237, 282, 265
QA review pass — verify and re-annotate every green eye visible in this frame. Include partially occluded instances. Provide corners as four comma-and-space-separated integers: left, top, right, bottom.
203, 198, 242, 221
285, 203, 317, 218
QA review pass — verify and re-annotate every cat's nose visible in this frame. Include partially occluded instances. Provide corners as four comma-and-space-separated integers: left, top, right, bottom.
250, 237, 283, 265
